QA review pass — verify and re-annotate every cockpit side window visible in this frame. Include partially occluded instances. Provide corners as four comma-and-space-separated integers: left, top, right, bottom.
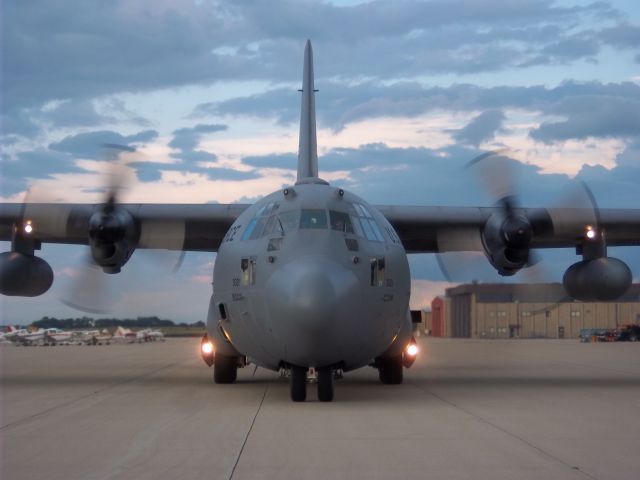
350, 202, 384, 242
300, 209, 328, 229
278, 210, 298, 232
329, 210, 354, 233
241, 202, 282, 240
263, 215, 285, 237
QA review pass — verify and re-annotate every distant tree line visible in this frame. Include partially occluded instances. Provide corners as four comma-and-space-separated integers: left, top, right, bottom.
32, 316, 205, 329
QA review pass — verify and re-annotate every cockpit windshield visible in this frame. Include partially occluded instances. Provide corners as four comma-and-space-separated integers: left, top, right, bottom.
300, 209, 328, 229
240, 202, 386, 242
329, 210, 354, 233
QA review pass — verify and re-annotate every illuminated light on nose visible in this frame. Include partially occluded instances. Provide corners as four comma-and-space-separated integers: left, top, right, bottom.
24, 222, 33, 234
406, 343, 419, 357
585, 226, 596, 239
201, 341, 214, 355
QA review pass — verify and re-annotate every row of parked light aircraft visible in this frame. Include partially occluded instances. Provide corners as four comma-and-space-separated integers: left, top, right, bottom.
0, 325, 165, 346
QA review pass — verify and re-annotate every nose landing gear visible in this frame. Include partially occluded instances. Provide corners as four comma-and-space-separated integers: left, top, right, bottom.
289, 365, 335, 402
290, 365, 307, 402
317, 367, 334, 402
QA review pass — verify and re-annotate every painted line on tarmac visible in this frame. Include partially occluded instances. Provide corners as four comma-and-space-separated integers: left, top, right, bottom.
229, 383, 269, 480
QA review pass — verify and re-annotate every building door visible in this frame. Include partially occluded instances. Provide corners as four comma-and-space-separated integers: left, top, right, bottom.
431, 297, 444, 337
509, 325, 520, 338
451, 294, 471, 338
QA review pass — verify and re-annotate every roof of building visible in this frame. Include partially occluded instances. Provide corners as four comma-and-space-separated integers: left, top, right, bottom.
445, 283, 640, 303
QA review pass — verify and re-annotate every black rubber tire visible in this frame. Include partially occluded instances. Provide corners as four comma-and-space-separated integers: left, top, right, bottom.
214, 354, 238, 384
378, 355, 403, 384
290, 366, 307, 402
317, 367, 334, 402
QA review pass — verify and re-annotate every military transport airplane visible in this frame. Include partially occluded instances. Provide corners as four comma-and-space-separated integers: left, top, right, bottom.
1, 41, 640, 402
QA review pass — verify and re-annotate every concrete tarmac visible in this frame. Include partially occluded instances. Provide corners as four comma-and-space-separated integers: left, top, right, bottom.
1, 338, 639, 480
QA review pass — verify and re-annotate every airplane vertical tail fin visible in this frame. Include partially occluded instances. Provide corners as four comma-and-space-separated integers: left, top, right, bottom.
296, 40, 319, 182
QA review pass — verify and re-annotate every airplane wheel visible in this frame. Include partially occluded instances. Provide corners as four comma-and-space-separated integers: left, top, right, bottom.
213, 354, 238, 384
378, 355, 403, 385
290, 366, 307, 402
317, 367, 334, 402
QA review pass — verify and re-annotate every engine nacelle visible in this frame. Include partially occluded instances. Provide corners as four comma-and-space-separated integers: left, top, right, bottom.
482, 212, 532, 276
563, 257, 632, 302
0, 252, 54, 297
88, 207, 139, 274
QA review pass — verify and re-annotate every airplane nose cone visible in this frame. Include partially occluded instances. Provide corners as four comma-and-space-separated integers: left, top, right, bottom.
265, 256, 361, 367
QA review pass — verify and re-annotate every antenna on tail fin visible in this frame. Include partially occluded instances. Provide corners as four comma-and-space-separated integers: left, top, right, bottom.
296, 40, 322, 184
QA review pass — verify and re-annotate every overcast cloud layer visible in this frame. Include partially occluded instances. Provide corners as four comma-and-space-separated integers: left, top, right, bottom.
1, 0, 640, 323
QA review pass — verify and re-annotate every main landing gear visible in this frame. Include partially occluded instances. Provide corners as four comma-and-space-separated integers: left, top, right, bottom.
214, 354, 238, 384
289, 366, 335, 402
377, 354, 403, 384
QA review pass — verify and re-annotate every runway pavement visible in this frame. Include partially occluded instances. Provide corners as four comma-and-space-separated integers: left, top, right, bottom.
1, 338, 639, 480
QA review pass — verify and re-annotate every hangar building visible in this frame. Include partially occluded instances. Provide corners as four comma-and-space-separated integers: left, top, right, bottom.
425, 283, 640, 339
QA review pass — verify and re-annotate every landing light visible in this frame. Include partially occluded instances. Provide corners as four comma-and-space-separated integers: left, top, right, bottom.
201, 341, 214, 355
585, 226, 596, 239
24, 222, 33, 234
406, 343, 419, 357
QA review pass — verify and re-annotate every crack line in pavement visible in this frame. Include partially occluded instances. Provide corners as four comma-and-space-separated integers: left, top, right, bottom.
229, 384, 269, 480
409, 380, 600, 480
0, 361, 183, 432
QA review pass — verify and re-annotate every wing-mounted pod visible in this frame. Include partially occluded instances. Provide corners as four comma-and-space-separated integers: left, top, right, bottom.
563, 226, 631, 301
0, 220, 54, 297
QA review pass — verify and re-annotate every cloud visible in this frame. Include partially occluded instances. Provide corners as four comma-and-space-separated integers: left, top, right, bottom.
539, 35, 600, 61
0, 150, 88, 195
128, 160, 260, 183
168, 124, 228, 152
3, 0, 629, 119
242, 152, 297, 170
448, 110, 506, 146
598, 22, 640, 48
49, 130, 159, 159
128, 123, 259, 183
41, 99, 117, 128
0, 129, 159, 196
530, 96, 640, 143
201, 80, 640, 134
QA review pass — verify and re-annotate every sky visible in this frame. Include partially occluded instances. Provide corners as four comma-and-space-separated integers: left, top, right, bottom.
1, 0, 640, 324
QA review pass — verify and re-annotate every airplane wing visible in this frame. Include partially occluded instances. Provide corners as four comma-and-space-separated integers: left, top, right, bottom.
0, 203, 250, 252
3, 202, 640, 254
377, 205, 640, 253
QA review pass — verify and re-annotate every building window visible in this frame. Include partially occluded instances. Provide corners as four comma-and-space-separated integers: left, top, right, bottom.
497, 311, 506, 318
521, 311, 532, 317
570, 310, 581, 317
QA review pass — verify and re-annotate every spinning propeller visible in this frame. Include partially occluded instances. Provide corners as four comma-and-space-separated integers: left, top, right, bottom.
436, 149, 599, 305
21, 144, 186, 313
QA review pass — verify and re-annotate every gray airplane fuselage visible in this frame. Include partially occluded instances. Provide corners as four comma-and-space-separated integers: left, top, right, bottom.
208, 180, 412, 372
